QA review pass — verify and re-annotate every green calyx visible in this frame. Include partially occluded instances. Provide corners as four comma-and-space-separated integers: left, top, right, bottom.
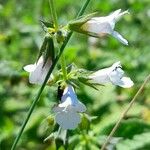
68, 12, 97, 33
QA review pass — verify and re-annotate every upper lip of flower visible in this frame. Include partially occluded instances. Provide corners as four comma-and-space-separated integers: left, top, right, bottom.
58, 85, 86, 112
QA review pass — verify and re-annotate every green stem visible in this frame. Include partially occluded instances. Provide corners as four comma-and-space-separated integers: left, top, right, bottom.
101, 74, 150, 150
49, 0, 58, 30
11, 0, 91, 150
61, 54, 67, 80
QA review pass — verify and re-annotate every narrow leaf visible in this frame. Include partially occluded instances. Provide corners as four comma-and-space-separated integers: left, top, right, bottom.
40, 19, 54, 28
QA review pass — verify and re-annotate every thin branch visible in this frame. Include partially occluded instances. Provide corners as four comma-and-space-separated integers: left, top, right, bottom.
11, 0, 91, 150
101, 74, 150, 150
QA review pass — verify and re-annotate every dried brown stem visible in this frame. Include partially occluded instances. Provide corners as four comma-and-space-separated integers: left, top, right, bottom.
101, 74, 150, 150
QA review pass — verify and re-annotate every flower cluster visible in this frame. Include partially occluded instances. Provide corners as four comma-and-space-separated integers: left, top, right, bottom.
24, 9, 133, 130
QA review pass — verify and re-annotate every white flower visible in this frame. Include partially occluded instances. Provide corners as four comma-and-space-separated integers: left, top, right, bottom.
53, 85, 86, 130
24, 56, 52, 85
89, 61, 134, 88
81, 9, 129, 45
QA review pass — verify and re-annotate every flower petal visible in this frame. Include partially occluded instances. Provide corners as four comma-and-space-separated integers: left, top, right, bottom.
55, 110, 81, 130
52, 106, 64, 113
119, 77, 134, 88
89, 62, 134, 88
109, 9, 129, 21
111, 61, 121, 69
87, 20, 113, 35
27, 56, 52, 85
75, 101, 86, 112
89, 68, 110, 84
23, 64, 35, 72
61, 85, 77, 103
109, 9, 121, 17
111, 76, 134, 88
112, 31, 128, 45
116, 10, 129, 21
110, 67, 124, 80
53, 85, 86, 130
29, 67, 44, 84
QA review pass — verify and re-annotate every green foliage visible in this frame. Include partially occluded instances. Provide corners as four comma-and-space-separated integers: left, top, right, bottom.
0, 0, 150, 149
100, 119, 150, 138
116, 132, 150, 150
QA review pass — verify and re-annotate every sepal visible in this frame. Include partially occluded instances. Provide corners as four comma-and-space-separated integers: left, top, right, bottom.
78, 77, 100, 91
40, 20, 55, 34
44, 34, 55, 63
37, 35, 48, 61
37, 34, 55, 68
40, 20, 54, 28
68, 12, 97, 33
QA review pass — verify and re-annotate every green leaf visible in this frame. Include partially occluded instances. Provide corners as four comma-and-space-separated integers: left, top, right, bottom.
0, 60, 20, 78
100, 119, 150, 139
24, 108, 50, 132
37, 115, 55, 137
0, 117, 14, 142
79, 114, 91, 131
98, 136, 121, 150
68, 135, 81, 150
116, 132, 150, 150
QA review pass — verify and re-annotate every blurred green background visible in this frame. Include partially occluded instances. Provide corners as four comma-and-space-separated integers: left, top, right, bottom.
0, 0, 150, 149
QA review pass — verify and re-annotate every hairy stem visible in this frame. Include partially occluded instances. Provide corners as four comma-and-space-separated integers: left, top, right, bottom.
101, 74, 150, 150
11, 0, 91, 150
49, 0, 67, 81
49, 0, 58, 30
60, 54, 67, 80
